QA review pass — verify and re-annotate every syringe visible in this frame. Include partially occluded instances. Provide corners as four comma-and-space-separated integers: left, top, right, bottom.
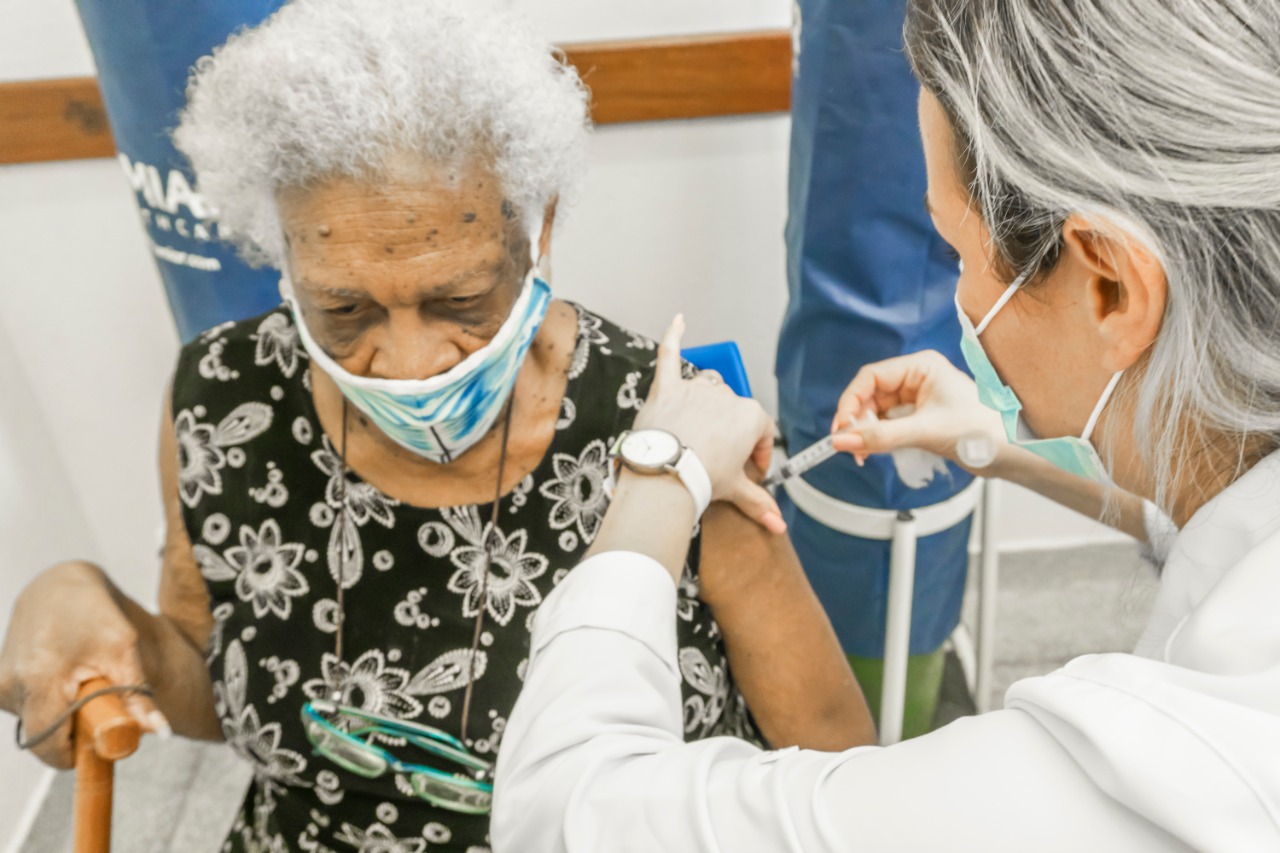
762, 434, 839, 490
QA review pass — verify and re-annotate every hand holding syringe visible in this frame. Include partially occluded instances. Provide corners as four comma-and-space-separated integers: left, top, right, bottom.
766, 352, 1007, 491
763, 405, 985, 490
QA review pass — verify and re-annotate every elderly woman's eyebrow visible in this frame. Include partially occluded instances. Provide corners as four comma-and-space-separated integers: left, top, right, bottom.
302, 270, 499, 301
300, 282, 367, 301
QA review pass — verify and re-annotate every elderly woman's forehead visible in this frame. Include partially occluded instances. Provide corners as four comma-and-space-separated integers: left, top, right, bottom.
287, 229, 524, 296
281, 157, 511, 214
277, 164, 531, 280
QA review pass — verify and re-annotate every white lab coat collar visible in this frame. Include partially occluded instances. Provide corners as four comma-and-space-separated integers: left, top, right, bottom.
1134, 448, 1280, 660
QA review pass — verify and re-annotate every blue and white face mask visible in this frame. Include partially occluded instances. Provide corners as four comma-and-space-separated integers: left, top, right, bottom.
956, 264, 1123, 483
280, 265, 551, 464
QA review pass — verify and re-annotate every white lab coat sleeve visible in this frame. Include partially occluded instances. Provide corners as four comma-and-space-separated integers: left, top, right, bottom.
492, 552, 1181, 853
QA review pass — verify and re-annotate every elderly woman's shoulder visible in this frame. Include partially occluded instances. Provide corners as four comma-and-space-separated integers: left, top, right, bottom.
174, 304, 304, 387
559, 301, 668, 378
553, 302, 705, 426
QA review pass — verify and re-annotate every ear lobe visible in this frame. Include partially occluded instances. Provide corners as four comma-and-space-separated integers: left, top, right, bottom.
1062, 214, 1167, 372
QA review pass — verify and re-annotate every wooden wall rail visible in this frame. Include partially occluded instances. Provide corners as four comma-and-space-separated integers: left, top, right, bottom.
569, 31, 791, 124
0, 77, 114, 165
0, 30, 791, 167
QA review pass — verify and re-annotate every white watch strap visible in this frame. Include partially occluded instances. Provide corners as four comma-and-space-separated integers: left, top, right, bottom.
672, 447, 712, 520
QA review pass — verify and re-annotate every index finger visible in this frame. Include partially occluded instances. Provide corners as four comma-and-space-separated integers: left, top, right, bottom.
653, 314, 686, 391
832, 353, 935, 433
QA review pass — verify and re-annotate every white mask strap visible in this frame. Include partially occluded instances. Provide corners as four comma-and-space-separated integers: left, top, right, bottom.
525, 213, 544, 267
974, 267, 1032, 336
1081, 371, 1123, 442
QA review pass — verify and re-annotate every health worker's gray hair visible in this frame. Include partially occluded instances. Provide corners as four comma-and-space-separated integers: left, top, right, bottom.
173, 0, 590, 268
905, 0, 1280, 515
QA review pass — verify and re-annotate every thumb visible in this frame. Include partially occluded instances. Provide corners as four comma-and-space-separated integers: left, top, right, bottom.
71, 656, 169, 737
726, 476, 787, 535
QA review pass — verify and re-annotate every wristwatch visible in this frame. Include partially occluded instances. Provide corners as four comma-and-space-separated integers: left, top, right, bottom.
607, 429, 712, 519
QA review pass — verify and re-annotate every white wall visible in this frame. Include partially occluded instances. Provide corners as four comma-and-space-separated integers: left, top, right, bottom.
514, 0, 788, 42
0, 159, 179, 605
0, 3, 1128, 840
0, 321, 97, 851
0, 0, 94, 81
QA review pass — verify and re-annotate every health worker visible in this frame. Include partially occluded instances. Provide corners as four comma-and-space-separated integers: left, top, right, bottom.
492, 1, 1280, 849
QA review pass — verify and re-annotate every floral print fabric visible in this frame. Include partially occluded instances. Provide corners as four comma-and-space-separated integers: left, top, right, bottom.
173, 305, 761, 852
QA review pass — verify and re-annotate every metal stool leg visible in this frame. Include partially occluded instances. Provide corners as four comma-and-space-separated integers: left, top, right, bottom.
975, 481, 1001, 713
781, 473, 985, 735
880, 510, 918, 745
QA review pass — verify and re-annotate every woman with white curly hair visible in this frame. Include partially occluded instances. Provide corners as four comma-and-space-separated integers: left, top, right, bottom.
0, 1, 872, 850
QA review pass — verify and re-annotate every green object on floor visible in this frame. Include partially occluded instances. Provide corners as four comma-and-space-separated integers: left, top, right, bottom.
848, 647, 947, 741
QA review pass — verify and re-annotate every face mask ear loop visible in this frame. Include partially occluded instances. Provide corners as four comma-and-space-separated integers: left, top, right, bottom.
279, 269, 309, 340
279, 252, 300, 302
1081, 371, 1124, 442
974, 267, 1032, 336
526, 210, 545, 265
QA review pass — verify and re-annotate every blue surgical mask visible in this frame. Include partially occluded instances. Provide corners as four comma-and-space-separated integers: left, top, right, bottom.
281, 266, 551, 464
956, 266, 1122, 482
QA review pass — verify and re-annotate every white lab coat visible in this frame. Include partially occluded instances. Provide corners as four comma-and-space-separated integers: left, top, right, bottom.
493, 451, 1280, 852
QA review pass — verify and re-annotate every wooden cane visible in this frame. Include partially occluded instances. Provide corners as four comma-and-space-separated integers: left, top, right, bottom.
72, 677, 142, 853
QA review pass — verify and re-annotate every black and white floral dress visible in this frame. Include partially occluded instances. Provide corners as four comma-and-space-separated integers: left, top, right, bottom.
173, 304, 762, 852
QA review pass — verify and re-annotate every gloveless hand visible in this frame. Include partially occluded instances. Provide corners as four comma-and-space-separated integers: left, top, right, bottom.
830, 350, 1007, 474
0, 561, 167, 768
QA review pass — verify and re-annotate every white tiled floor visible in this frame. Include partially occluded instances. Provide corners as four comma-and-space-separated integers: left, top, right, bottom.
23, 542, 1158, 852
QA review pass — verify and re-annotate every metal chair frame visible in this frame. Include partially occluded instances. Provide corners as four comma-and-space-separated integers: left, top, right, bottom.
782, 474, 1000, 744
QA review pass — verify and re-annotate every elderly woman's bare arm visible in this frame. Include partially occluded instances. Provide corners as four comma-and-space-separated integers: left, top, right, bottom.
698, 504, 877, 749
148, 386, 224, 740
0, 388, 221, 767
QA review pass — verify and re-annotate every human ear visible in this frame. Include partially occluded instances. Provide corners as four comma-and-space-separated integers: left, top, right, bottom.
1061, 214, 1167, 373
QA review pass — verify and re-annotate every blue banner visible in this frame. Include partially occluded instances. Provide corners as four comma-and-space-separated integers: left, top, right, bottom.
776, 0, 972, 657
75, 0, 288, 343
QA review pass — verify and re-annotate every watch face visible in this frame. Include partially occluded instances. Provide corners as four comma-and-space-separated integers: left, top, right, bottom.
619, 430, 682, 470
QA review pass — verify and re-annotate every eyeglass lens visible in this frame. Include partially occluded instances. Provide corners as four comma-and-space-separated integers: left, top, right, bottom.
304, 716, 389, 778
411, 771, 493, 814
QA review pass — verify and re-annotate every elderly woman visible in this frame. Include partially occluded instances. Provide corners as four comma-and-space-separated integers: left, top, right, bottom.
494, 0, 1280, 850
0, 1, 871, 850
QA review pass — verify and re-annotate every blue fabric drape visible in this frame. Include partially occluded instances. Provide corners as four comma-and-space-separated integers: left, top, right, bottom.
75, 0, 288, 342
777, 0, 971, 656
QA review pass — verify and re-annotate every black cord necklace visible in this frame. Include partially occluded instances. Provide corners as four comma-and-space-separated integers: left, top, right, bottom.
332, 397, 514, 743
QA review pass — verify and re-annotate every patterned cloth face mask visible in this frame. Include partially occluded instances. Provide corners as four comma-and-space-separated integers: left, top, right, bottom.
955, 263, 1123, 483
279, 242, 551, 464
